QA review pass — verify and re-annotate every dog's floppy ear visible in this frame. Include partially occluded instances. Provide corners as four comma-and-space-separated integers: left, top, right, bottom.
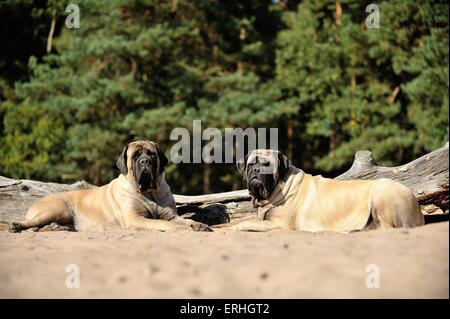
116, 145, 128, 176
236, 153, 249, 176
277, 150, 290, 178
155, 143, 168, 174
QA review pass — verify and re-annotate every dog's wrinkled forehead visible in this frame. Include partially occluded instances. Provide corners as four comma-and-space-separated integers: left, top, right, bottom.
245, 149, 279, 175
127, 141, 157, 156
246, 149, 278, 165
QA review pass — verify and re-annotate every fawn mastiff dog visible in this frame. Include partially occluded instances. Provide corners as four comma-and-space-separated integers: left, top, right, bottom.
232, 149, 424, 232
9, 141, 211, 232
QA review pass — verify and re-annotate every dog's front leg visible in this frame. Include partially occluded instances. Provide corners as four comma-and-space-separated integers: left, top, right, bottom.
136, 197, 212, 231
170, 216, 212, 232
231, 218, 283, 232
123, 213, 182, 232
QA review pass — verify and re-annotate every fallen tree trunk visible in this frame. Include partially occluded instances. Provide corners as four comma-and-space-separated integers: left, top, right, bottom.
0, 144, 448, 224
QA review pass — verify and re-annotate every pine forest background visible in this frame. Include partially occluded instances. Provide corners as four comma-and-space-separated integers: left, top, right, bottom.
0, 0, 448, 194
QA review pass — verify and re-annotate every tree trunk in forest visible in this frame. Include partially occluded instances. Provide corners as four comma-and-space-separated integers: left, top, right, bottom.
351, 73, 356, 91
335, 0, 343, 26
171, 0, 177, 12
203, 163, 211, 195
329, 119, 338, 152
388, 86, 400, 104
287, 123, 294, 159
46, 10, 57, 53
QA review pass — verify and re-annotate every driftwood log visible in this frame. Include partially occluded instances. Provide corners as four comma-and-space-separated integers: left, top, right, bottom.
0, 144, 448, 226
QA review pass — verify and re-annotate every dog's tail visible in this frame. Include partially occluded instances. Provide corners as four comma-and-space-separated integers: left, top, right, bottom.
177, 204, 230, 226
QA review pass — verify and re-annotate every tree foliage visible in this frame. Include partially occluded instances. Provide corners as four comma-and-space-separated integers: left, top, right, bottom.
0, 0, 448, 194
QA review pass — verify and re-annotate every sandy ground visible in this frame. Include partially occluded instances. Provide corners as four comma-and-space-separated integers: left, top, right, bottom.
0, 222, 448, 298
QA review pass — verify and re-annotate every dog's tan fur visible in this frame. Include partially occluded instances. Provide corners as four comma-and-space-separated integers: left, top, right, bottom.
233, 149, 424, 232
10, 141, 210, 233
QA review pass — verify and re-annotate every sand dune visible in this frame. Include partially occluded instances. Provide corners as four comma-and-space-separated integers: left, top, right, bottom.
0, 222, 448, 298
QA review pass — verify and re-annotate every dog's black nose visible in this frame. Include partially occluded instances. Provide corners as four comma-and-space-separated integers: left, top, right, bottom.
252, 167, 260, 174
139, 157, 150, 166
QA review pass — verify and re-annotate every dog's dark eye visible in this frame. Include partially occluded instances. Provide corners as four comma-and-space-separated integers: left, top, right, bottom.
263, 162, 271, 167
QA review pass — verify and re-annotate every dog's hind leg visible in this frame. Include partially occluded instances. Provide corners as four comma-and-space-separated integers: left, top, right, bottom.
38, 222, 75, 232
369, 179, 424, 228
9, 197, 73, 233
9, 213, 72, 233
10, 214, 57, 233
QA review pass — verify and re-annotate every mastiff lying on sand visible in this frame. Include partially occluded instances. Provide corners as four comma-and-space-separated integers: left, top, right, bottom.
9, 141, 211, 233
233, 149, 424, 233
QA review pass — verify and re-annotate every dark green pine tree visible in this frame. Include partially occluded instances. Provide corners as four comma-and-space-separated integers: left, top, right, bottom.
1, 0, 297, 194
1, 0, 447, 193
271, 0, 448, 175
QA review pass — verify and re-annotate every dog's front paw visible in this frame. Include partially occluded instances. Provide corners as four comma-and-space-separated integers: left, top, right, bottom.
9, 222, 22, 233
190, 222, 213, 232
230, 221, 254, 232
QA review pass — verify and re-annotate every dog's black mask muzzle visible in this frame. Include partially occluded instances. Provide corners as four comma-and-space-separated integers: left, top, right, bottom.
135, 154, 156, 191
